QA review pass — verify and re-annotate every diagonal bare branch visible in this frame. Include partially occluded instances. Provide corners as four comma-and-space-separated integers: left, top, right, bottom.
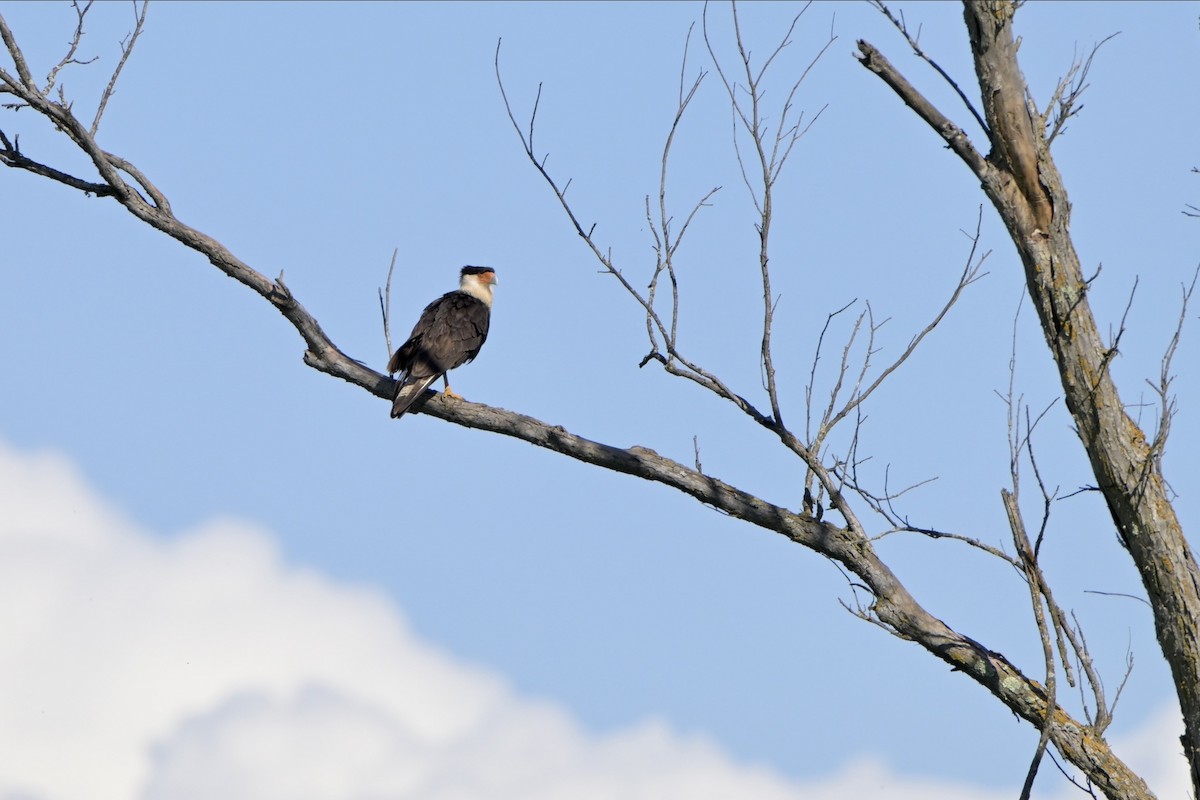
0, 129, 114, 195
0, 13, 34, 89
869, 0, 989, 137
856, 39, 990, 182
91, 0, 149, 136
43, 0, 97, 95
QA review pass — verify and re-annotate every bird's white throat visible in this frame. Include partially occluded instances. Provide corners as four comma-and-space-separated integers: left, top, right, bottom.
460, 273, 495, 307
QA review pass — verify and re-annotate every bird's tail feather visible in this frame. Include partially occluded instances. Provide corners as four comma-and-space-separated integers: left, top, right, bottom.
391, 374, 439, 419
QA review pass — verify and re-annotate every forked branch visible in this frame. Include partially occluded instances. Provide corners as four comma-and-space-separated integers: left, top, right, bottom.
42, 0, 97, 95
868, 0, 988, 136
808, 210, 988, 480
1043, 34, 1119, 146
701, 0, 833, 427
495, 37, 775, 433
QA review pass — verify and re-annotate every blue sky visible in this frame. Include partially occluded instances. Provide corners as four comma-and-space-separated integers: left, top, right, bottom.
1, 2, 1197, 798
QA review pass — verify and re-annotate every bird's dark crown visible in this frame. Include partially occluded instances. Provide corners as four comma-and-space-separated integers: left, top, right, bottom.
460, 266, 495, 276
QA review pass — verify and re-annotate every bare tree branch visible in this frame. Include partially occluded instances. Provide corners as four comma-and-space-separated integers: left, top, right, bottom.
91, 0, 148, 136
803, 210, 988, 516
1003, 489, 1057, 800
648, 21, 715, 369
0, 129, 114, 195
701, 0, 833, 428
1044, 34, 1119, 146
0, 13, 34, 89
804, 297, 856, 443
856, 39, 991, 180
378, 248, 398, 363
868, 0, 989, 136
828, 214, 988, 443
496, 38, 786, 440
1144, 265, 1198, 480
42, 0, 98, 95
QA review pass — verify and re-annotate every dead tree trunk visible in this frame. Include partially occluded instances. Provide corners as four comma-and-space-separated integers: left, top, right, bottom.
861, 2, 1198, 797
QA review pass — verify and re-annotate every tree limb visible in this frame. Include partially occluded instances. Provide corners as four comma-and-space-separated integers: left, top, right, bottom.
855, 39, 990, 180
0, 130, 115, 195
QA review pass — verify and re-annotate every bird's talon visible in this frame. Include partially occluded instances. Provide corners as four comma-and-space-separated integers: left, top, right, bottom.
443, 387, 463, 401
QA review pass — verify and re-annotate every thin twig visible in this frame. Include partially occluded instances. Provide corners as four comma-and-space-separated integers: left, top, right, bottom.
1097, 275, 1138, 386
1082, 589, 1150, 607
378, 248, 398, 363
655, 21, 714, 363
805, 297, 856, 443
90, 0, 149, 136
1044, 34, 1118, 146
1003, 489, 1056, 800
43, 1, 97, 95
1144, 264, 1198, 476
823, 208, 988, 438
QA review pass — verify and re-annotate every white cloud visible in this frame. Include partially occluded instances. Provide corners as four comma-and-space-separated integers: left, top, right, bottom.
1113, 704, 1190, 800
0, 441, 1188, 800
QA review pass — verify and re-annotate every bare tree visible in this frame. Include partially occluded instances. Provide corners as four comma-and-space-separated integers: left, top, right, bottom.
855, 4, 1197, 799
1, 3, 1193, 799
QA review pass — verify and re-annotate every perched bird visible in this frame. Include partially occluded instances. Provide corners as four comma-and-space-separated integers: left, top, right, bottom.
387, 266, 497, 419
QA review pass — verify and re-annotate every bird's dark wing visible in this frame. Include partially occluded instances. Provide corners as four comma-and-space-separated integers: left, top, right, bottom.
387, 293, 449, 377
424, 291, 490, 372
387, 291, 490, 379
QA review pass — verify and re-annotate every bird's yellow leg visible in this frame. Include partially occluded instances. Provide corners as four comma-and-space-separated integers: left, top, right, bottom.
442, 375, 463, 401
